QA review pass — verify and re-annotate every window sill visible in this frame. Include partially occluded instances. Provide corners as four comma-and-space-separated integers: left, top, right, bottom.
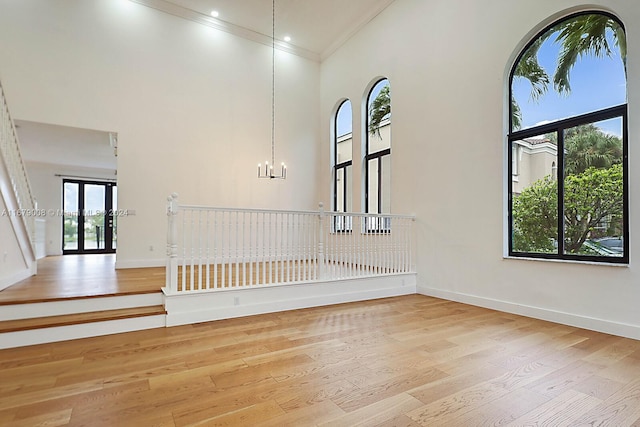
503, 255, 629, 267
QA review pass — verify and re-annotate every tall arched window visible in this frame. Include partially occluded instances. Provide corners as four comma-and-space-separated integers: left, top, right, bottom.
365, 78, 391, 231
334, 99, 352, 216
508, 11, 628, 263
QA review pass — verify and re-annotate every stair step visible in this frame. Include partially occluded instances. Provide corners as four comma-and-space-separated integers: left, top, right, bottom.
0, 305, 166, 333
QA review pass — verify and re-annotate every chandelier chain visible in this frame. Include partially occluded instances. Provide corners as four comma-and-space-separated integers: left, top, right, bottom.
271, 0, 275, 167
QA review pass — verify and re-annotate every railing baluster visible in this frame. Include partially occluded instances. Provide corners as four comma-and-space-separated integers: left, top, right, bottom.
166, 200, 415, 294
235, 211, 240, 288
248, 211, 253, 286
228, 211, 232, 287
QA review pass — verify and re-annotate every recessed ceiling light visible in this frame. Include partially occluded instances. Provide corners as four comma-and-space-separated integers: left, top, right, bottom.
210, 10, 219, 18
283, 35, 291, 42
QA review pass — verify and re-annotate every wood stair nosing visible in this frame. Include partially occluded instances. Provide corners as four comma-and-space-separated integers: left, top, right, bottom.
0, 305, 167, 334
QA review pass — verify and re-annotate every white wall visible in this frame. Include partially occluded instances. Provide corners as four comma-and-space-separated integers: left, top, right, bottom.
26, 161, 116, 256
0, 0, 320, 268
320, 0, 640, 338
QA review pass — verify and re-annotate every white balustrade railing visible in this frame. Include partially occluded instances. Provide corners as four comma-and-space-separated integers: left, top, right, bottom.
165, 194, 415, 294
0, 79, 36, 245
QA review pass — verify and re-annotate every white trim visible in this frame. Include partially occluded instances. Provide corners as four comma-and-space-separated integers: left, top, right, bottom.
164, 273, 416, 327
115, 258, 165, 269
0, 265, 35, 292
417, 285, 640, 341
0, 293, 163, 321
320, 0, 396, 61
0, 315, 166, 349
129, 0, 320, 62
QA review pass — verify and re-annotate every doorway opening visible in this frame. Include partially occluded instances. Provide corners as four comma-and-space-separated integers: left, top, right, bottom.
63, 179, 117, 254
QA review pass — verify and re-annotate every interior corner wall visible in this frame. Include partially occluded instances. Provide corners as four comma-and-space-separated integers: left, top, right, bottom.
0, 0, 321, 269
320, 0, 640, 339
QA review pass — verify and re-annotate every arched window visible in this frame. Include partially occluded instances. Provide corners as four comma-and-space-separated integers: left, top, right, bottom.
365, 78, 391, 231
334, 99, 352, 216
508, 11, 627, 262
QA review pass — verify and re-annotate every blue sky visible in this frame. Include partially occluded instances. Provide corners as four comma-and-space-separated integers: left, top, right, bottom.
336, 79, 388, 138
512, 25, 626, 136
336, 25, 626, 140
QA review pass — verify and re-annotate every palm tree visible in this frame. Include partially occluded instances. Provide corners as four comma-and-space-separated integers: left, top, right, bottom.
553, 14, 626, 94
512, 36, 551, 129
564, 125, 623, 175
512, 13, 625, 128
368, 85, 390, 137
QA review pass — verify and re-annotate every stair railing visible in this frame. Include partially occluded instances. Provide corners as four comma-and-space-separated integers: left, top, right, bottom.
0, 79, 37, 253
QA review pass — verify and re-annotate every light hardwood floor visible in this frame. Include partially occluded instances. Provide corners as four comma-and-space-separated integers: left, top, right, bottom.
2, 294, 640, 426
0, 255, 163, 304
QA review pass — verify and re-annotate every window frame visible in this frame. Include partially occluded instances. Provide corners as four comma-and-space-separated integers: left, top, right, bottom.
333, 99, 353, 233
507, 11, 628, 263
365, 79, 391, 218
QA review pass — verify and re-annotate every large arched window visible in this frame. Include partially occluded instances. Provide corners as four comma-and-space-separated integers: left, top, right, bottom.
365, 78, 391, 231
508, 11, 628, 263
334, 99, 352, 216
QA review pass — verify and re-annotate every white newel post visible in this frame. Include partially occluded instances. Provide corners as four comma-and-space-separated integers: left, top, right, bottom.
318, 202, 325, 279
166, 193, 179, 294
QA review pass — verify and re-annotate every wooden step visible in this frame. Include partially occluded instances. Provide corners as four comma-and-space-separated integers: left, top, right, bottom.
0, 305, 166, 333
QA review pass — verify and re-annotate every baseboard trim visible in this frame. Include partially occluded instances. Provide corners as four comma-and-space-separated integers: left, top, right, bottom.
417, 284, 640, 341
0, 267, 35, 292
165, 274, 417, 327
115, 258, 165, 269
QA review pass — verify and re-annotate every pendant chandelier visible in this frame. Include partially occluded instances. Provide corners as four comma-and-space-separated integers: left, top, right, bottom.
258, 0, 286, 179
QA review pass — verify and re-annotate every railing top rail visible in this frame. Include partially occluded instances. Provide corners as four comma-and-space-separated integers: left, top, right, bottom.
178, 204, 320, 216
178, 203, 415, 220
0, 81, 36, 203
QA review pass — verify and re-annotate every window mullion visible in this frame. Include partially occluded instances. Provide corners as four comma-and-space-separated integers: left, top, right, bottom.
557, 129, 565, 256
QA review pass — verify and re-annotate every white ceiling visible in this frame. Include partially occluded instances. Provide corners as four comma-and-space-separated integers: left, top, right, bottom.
16, 1, 393, 171
141, 0, 396, 60
16, 120, 117, 171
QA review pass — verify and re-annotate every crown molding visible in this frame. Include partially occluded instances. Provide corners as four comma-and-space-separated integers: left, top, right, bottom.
320, 0, 395, 61
129, 0, 320, 62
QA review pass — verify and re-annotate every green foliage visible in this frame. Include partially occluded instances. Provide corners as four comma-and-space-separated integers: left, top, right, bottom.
511, 14, 625, 129
563, 164, 623, 252
513, 164, 623, 254
513, 175, 558, 252
368, 85, 390, 137
553, 14, 626, 94
564, 126, 622, 175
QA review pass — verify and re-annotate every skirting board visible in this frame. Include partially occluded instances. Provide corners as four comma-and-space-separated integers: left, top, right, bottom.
164, 273, 417, 327
0, 266, 35, 292
115, 258, 165, 269
417, 284, 640, 341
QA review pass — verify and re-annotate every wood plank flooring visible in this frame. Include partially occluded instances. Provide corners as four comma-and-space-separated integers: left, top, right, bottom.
0, 305, 167, 333
0, 255, 164, 304
2, 294, 640, 426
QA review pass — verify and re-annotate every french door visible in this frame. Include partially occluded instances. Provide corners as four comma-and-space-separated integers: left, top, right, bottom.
63, 180, 117, 254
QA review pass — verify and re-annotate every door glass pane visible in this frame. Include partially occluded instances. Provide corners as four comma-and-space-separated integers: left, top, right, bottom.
112, 185, 117, 250
63, 182, 79, 250
563, 117, 624, 257
84, 184, 105, 250
511, 132, 558, 254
